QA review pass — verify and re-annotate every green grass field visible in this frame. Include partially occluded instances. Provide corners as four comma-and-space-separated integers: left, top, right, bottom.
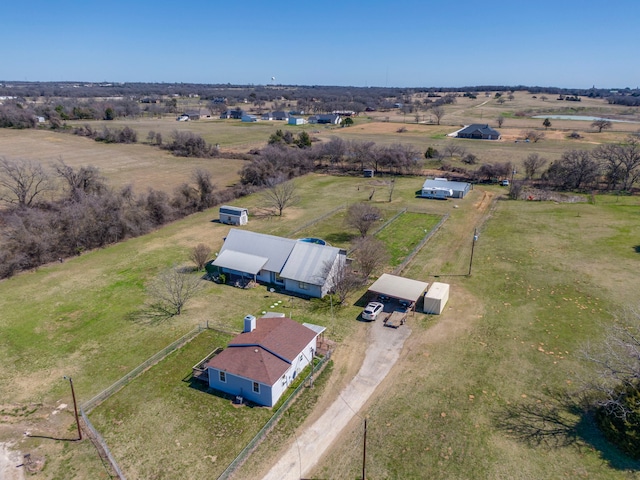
2, 93, 640, 478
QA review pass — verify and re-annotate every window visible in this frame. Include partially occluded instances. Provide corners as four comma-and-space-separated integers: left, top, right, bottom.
298, 282, 309, 290
253, 382, 260, 393
219, 371, 226, 383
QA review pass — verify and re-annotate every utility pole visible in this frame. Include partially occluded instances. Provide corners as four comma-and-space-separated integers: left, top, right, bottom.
362, 418, 367, 480
468, 228, 478, 276
64, 376, 82, 440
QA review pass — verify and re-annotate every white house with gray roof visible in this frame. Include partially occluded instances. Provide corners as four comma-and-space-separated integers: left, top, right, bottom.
212, 229, 346, 298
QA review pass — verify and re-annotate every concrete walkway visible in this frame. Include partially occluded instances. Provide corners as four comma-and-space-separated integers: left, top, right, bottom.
262, 318, 411, 480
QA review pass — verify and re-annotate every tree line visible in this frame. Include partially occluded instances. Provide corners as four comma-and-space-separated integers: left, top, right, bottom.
0, 159, 249, 279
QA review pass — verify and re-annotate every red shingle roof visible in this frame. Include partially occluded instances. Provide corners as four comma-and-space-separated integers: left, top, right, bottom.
205, 317, 317, 385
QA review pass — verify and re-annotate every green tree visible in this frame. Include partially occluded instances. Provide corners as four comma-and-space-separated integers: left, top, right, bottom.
342, 117, 354, 127
543, 118, 552, 130
104, 107, 115, 121
296, 131, 312, 148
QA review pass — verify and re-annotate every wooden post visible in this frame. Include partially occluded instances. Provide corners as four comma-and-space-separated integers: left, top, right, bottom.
64, 376, 82, 440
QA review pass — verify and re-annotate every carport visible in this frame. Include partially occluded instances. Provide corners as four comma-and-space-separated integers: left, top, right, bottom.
367, 273, 429, 310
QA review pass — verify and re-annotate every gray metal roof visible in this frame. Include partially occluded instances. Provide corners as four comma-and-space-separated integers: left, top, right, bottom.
280, 242, 341, 285
368, 273, 429, 303
422, 178, 470, 192
219, 229, 296, 273
212, 250, 268, 275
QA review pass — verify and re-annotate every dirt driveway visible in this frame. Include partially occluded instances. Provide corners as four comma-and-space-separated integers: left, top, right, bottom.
262, 318, 411, 480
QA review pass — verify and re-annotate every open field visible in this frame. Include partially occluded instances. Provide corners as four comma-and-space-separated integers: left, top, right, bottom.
1, 93, 640, 478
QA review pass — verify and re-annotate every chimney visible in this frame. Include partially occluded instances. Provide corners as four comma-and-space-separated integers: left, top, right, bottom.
243, 315, 256, 333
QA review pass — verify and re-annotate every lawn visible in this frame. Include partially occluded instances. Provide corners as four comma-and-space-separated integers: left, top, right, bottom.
310, 195, 640, 479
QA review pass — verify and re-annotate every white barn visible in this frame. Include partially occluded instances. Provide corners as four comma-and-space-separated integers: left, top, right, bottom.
219, 206, 248, 225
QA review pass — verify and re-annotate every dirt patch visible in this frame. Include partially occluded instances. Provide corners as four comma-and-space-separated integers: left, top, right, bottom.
0, 442, 25, 480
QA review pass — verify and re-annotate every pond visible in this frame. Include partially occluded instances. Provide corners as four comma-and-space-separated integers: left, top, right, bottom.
532, 115, 638, 123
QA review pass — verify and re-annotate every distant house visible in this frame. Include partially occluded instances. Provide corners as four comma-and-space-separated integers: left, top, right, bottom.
220, 109, 244, 119
206, 314, 324, 406
288, 116, 307, 126
212, 229, 347, 298
219, 205, 248, 225
455, 124, 501, 140
421, 178, 471, 199
241, 114, 258, 122
308, 114, 341, 125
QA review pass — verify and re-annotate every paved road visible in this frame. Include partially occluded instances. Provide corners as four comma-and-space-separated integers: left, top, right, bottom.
262, 318, 411, 480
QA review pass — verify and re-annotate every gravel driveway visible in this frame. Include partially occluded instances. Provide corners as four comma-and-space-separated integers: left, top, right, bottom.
262, 318, 411, 480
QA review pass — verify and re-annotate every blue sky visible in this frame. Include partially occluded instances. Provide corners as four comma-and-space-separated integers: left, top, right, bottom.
3, 1, 639, 88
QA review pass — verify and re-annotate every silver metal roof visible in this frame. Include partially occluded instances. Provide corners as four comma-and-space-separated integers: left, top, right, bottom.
422, 178, 471, 192
280, 242, 341, 285
219, 229, 296, 273
212, 250, 268, 275
368, 273, 429, 303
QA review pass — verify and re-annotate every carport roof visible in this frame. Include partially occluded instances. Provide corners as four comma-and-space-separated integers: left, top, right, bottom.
367, 273, 429, 304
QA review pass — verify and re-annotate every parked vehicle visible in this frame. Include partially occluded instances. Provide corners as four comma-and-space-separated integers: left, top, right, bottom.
500, 179, 510, 186
362, 302, 384, 321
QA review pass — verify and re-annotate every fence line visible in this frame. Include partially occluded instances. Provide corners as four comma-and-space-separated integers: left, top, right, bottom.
217, 352, 333, 480
394, 213, 449, 275
289, 205, 345, 236
81, 324, 207, 413
80, 407, 126, 480
371, 207, 407, 237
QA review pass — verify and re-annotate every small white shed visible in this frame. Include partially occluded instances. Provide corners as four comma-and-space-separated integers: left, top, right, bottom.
423, 282, 449, 314
219, 205, 248, 225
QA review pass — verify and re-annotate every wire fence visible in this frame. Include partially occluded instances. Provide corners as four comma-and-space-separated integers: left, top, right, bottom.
217, 351, 333, 480
81, 323, 208, 413
289, 204, 345, 236
394, 213, 449, 275
80, 407, 127, 480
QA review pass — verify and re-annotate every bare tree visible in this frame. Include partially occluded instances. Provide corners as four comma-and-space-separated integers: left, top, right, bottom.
591, 119, 613, 133
261, 177, 298, 216
430, 105, 445, 125
580, 306, 640, 457
147, 267, 204, 316
345, 203, 382, 237
592, 137, 640, 191
443, 143, 466, 159
322, 260, 363, 304
55, 160, 107, 202
0, 158, 54, 207
190, 244, 212, 271
523, 130, 545, 143
351, 236, 389, 278
191, 168, 215, 210
496, 116, 505, 128
545, 150, 600, 190
523, 153, 548, 179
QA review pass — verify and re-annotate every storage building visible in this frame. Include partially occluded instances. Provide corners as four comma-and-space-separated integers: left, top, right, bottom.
423, 282, 450, 314
219, 205, 248, 225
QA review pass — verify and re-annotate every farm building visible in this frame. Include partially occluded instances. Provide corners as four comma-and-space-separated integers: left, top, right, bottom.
421, 178, 471, 199
241, 114, 258, 122
205, 314, 323, 407
220, 109, 244, 119
262, 111, 289, 121
219, 205, 248, 225
288, 116, 307, 125
456, 124, 501, 140
308, 114, 341, 125
367, 273, 429, 310
211, 229, 347, 298
423, 282, 450, 314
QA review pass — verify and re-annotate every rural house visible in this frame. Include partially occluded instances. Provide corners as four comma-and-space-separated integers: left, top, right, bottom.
220, 108, 245, 119
219, 205, 248, 225
205, 314, 324, 406
288, 116, 307, 125
308, 114, 341, 125
421, 178, 471, 199
456, 124, 501, 140
212, 229, 346, 298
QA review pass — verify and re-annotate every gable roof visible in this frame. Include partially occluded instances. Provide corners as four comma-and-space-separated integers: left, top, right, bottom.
214, 229, 295, 273
213, 250, 268, 275
205, 317, 318, 385
280, 242, 342, 285
457, 124, 500, 138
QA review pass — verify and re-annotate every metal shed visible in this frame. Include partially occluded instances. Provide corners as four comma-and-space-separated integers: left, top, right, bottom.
367, 273, 429, 306
423, 282, 450, 314
421, 178, 471, 199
